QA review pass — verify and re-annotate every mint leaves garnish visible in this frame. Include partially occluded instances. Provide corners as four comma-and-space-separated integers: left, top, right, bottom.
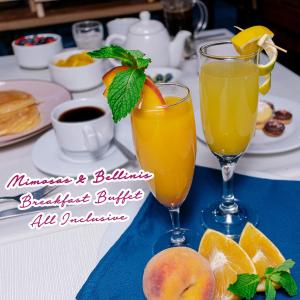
228, 259, 298, 299
278, 271, 298, 296
273, 259, 295, 272
88, 45, 152, 122
228, 274, 260, 299
107, 69, 145, 122
265, 278, 276, 300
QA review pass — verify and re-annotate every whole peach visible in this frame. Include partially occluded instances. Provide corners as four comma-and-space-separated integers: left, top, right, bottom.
143, 247, 215, 300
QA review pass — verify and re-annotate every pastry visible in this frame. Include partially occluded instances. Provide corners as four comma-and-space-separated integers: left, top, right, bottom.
273, 109, 292, 124
0, 90, 36, 115
263, 119, 285, 137
256, 101, 273, 129
261, 100, 275, 112
0, 90, 41, 136
0, 104, 41, 136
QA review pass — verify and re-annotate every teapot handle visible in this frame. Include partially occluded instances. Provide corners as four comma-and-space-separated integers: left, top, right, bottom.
105, 34, 127, 66
193, 0, 209, 38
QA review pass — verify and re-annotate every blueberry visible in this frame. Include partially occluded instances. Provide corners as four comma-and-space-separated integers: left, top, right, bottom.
156, 74, 164, 82
39, 37, 47, 44
165, 73, 173, 82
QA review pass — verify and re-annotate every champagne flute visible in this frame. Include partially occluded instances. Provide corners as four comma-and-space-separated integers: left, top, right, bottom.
199, 41, 260, 239
131, 83, 198, 253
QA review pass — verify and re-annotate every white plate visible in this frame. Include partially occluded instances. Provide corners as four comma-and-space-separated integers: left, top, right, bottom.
196, 95, 300, 155
0, 79, 71, 147
32, 130, 129, 177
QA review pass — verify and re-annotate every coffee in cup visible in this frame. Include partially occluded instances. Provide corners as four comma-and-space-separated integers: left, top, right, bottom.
51, 98, 114, 163
58, 107, 105, 123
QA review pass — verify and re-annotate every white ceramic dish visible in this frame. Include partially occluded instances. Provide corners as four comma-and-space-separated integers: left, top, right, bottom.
12, 34, 63, 69
145, 67, 182, 83
49, 49, 102, 92
107, 17, 139, 36
105, 11, 190, 68
51, 97, 114, 162
0, 79, 71, 147
32, 93, 136, 176
196, 95, 300, 155
32, 130, 128, 176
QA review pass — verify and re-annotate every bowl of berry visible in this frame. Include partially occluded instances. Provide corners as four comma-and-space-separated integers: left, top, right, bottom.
12, 33, 63, 69
145, 67, 182, 84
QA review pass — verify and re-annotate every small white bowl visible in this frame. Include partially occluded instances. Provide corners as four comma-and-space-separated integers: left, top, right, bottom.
145, 67, 182, 83
12, 33, 63, 69
49, 49, 102, 92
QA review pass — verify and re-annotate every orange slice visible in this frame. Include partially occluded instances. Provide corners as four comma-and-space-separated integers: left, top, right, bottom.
239, 223, 285, 291
199, 229, 256, 300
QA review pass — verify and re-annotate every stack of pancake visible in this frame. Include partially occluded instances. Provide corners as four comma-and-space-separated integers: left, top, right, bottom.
0, 90, 41, 136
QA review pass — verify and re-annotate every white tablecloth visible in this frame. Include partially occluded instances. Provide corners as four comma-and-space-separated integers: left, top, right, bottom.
0, 31, 300, 300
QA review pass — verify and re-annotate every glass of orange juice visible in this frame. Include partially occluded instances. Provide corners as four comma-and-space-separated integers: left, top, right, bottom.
199, 41, 259, 239
131, 83, 198, 252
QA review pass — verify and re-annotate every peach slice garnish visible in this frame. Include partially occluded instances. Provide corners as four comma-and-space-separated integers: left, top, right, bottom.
141, 76, 166, 108
102, 66, 129, 96
102, 66, 166, 107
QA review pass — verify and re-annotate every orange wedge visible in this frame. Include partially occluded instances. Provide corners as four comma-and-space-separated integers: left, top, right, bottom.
239, 223, 285, 291
199, 229, 256, 300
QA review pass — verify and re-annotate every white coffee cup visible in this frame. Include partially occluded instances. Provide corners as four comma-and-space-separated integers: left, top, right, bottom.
107, 18, 139, 37
51, 98, 114, 162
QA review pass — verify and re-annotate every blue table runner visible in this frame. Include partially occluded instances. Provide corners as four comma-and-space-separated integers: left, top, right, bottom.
77, 166, 300, 300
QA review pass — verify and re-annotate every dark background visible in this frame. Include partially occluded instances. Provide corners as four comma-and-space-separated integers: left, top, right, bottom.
0, 0, 299, 74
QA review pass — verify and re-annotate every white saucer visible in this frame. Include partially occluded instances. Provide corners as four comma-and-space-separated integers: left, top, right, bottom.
32, 130, 128, 177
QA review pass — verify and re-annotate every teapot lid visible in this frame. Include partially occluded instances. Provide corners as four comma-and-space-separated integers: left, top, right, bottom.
129, 11, 164, 35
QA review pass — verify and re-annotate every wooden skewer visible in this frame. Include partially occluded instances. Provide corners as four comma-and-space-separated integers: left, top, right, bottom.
234, 26, 243, 31
267, 44, 287, 53
234, 26, 287, 53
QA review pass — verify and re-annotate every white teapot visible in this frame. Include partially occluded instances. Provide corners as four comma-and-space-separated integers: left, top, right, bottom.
105, 11, 191, 68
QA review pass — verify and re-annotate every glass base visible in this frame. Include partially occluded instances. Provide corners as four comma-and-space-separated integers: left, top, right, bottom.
201, 201, 259, 241
153, 228, 203, 255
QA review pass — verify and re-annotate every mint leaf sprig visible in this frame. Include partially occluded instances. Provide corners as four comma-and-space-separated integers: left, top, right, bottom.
228, 259, 298, 300
88, 45, 152, 122
88, 46, 151, 69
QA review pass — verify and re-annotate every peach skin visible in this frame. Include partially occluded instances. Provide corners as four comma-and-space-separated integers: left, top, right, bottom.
143, 247, 215, 300
102, 66, 165, 106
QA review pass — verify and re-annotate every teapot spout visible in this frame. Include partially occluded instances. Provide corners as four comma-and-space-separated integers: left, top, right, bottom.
169, 30, 191, 68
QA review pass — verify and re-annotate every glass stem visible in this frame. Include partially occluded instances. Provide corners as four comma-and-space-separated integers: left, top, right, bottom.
168, 207, 186, 245
219, 157, 239, 214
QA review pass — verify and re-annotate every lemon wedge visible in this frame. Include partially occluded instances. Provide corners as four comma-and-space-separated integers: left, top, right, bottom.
231, 25, 274, 55
231, 25, 278, 94
257, 35, 278, 76
259, 73, 271, 95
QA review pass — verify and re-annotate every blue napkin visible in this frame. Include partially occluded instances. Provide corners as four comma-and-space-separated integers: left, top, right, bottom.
77, 166, 300, 300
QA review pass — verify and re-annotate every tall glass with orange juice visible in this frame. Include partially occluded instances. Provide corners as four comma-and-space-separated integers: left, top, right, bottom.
131, 83, 197, 252
199, 41, 259, 238
200, 61, 259, 155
